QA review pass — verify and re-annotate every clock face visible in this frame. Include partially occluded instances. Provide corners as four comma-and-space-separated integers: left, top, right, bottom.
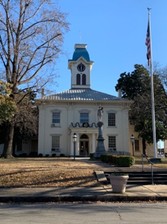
77, 63, 85, 72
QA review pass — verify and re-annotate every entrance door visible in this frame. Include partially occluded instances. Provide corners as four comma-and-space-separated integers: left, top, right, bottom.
80, 134, 89, 156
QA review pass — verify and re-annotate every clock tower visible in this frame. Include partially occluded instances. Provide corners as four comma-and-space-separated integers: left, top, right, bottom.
68, 44, 94, 89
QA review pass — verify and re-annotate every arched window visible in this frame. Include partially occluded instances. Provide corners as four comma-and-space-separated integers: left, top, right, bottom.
76, 74, 81, 85
80, 134, 88, 139
82, 74, 86, 85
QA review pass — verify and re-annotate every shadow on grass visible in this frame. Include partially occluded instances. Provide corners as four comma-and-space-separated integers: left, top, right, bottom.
0, 172, 99, 188
0, 162, 99, 188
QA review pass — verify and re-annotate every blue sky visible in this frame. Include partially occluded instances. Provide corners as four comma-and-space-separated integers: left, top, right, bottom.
54, 0, 167, 96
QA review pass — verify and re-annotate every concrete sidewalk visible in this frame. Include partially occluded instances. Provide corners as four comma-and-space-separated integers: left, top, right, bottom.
0, 184, 167, 203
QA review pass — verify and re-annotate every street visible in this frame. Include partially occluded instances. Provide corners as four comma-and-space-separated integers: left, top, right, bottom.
0, 202, 167, 224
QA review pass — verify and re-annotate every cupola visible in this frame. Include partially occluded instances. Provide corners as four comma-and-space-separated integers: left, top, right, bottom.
68, 44, 94, 89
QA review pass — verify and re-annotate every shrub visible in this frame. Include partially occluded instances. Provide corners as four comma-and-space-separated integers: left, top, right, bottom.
116, 156, 135, 167
18, 153, 27, 157
38, 153, 43, 157
29, 152, 38, 157
89, 153, 95, 160
60, 153, 65, 157
108, 155, 119, 164
100, 154, 135, 167
52, 153, 56, 157
100, 154, 108, 163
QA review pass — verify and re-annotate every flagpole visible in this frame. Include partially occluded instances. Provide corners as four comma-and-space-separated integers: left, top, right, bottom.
147, 8, 157, 158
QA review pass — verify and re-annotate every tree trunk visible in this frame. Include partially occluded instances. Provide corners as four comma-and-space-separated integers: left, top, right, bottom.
2, 122, 15, 158
142, 138, 147, 155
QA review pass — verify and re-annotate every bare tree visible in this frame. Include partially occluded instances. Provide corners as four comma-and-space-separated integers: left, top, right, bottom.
0, 0, 69, 158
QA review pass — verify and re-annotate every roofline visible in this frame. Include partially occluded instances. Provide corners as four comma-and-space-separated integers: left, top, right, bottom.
74, 44, 87, 49
68, 57, 94, 69
36, 98, 132, 106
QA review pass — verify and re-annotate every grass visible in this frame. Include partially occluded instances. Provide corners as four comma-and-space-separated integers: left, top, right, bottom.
135, 156, 167, 164
0, 156, 167, 188
0, 158, 102, 188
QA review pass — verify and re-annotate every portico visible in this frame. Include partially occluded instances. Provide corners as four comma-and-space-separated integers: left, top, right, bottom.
70, 126, 98, 156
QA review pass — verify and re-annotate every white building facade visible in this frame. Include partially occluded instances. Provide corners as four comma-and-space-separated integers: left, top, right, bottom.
38, 44, 131, 157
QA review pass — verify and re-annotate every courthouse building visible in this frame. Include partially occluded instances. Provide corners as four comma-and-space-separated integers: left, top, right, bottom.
37, 44, 133, 157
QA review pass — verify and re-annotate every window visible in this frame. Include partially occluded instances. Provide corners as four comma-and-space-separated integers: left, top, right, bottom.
52, 111, 60, 124
108, 136, 116, 150
80, 112, 89, 124
76, 74, 81, 85
108, 112, 116, 126
77, 63, 85, 72
82, 74, 86, 85
51, 135, 60, 151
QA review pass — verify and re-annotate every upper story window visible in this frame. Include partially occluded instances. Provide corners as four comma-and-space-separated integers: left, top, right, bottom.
76, 74, 81, 85
76, 63, 86, 86
82, 74, 86, 85
80, 112, 89, 124
52, 111, 60, 124
76, 73, 86, 85
108, 112, 116, 127
77, 63, 85, 72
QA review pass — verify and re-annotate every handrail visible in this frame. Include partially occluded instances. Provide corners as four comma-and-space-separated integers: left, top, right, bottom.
142, 154, 154, 184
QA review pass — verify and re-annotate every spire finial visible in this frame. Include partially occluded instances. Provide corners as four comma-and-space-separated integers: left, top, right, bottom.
147, 7, 151, 15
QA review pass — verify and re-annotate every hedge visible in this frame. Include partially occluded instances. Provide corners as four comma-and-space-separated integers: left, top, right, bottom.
100, 154, 135, 167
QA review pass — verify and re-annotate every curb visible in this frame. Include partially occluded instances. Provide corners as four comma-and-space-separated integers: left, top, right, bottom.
1, 195, 167, 203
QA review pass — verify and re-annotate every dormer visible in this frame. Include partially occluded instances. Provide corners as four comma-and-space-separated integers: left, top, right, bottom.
68, 44, 94, 89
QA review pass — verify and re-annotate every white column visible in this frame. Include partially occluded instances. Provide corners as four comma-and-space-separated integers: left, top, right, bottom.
76, 138, 79, 156
70, 133, 73, 156
92, 133, 96, 153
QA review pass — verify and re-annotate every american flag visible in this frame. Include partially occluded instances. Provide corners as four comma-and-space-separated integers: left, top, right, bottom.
145, 20, 151, 66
